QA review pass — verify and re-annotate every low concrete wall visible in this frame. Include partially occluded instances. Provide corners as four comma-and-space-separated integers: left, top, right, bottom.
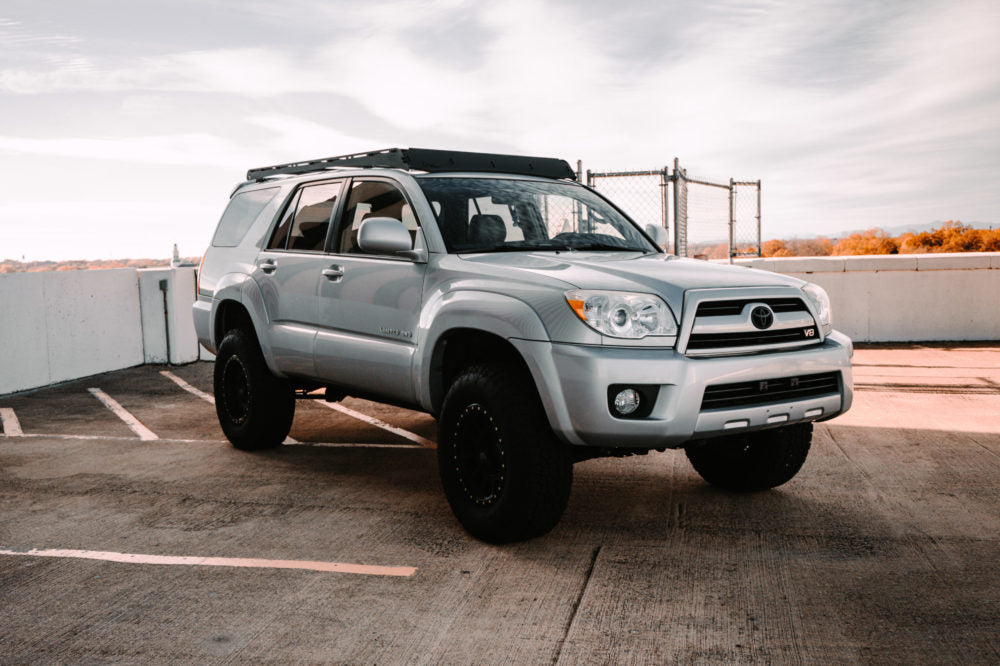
0, 269, 144, 394
138, 268, 201, 364
0, 267, 202, 395
2, 253, 997, 395
735, 252, 1000, 342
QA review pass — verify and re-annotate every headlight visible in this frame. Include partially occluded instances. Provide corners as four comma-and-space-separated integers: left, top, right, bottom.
565, 290, 677, 339
802, 283, 832, 333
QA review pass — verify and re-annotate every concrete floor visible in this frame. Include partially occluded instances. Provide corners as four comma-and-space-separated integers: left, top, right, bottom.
1, 345, 998, 663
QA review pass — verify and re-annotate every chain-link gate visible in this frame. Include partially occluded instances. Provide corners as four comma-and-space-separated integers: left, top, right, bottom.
731, 180, 762, 257
587, 159, 761, 261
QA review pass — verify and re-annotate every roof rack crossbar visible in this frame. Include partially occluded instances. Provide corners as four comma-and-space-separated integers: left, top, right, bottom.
246, 147, 577, 181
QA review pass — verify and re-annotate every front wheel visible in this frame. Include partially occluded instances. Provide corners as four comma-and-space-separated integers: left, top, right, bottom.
438, 364, 572, 543
213, 328, 295, 451
684, 423, 813, 492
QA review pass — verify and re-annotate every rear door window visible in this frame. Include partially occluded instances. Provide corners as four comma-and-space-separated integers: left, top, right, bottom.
288, 181, 344, 251
266, 181, 345, 252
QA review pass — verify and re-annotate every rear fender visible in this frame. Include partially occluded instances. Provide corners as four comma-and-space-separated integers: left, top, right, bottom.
211, 273, 284, 376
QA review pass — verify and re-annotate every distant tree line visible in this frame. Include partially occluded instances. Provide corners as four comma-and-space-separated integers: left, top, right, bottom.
760, 221, 1000, 257
0, 257, 201, 274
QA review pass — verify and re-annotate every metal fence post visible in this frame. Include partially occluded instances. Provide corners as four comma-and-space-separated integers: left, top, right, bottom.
756, 180, 762, 257
659, 167, 670, 249
728, 178, 735, 264
672, 158, 681, 256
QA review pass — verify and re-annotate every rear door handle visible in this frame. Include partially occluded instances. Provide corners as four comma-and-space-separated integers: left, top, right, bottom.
322, 265, 344, 281
258, 259, 277, 274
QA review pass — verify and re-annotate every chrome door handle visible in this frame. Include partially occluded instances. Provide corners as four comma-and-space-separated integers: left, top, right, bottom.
259, 260, 277, 274
322, 266, 344, 280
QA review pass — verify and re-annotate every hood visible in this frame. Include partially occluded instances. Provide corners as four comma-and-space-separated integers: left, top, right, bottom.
459, 252, 804, 310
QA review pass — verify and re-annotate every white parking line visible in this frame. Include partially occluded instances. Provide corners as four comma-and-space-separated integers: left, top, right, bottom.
0, 408, 23, 436
0, 547, 417, 577
315, 400, 436, 448
0, 432, 422, 448
88, 388, 159, 441
158, 370, 297, 444
160, 370, 214, 404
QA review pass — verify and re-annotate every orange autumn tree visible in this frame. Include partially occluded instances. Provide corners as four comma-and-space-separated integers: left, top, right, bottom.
832, 229, 898, 255
898, 221, 1000, 253
761, 237, 834, 257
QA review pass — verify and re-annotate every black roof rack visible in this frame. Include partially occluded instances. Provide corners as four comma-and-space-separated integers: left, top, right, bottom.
246, 147, 577, 182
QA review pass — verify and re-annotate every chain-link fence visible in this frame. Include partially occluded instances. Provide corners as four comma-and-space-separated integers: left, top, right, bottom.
731, 180, 762, 257
584, 169, 668, 239
587, 159, 761, 260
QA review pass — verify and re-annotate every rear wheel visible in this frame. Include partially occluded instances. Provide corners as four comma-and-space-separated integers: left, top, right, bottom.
214, 328, 294, 450
685, 423, 812, 492
438, 364, 572, 543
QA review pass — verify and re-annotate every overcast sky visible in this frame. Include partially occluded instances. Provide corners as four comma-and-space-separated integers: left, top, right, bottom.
1, 0, 997, 260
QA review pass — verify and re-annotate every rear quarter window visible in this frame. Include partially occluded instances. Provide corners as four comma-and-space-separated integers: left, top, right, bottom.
212, 187, 281, 247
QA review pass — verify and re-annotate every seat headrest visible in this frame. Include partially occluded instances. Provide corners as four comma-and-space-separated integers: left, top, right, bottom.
468, 214, 506, 246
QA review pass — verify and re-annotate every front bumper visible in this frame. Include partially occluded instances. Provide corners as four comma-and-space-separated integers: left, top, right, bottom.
512, 330, 853, 448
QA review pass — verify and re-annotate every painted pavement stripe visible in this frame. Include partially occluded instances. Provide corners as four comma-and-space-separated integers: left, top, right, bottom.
158, 370, 297, 444
0, 407, 23, 436
0, 432, 423, 448
0, 547, 416, 577
160, 370, 214, 404
315, 400, 436, 448
88, 388, 159, 440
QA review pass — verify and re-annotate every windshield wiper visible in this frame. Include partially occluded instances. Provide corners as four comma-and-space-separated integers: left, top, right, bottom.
565, 242, 648, 252
461, 241, 573, 253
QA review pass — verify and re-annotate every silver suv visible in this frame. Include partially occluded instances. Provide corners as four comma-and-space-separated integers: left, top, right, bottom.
194, 148, 853, 543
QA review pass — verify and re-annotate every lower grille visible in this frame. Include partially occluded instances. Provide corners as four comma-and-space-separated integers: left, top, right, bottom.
701, 372, 840, 410
687, 326, 819, 350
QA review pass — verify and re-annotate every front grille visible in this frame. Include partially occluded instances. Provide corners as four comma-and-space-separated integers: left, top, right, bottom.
687, 326, 818, 350
701, 372, 840, 410
696, 297, 807, 317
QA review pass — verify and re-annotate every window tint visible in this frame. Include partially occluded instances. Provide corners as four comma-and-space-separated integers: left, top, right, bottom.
337, 180, 416, 253
418, 177, 654, 253
213, 187, 280, 247
288, 181, 343, 251
267, 190, 300, 250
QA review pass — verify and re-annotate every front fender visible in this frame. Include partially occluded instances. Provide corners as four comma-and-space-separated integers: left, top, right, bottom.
414, 290, 549, 412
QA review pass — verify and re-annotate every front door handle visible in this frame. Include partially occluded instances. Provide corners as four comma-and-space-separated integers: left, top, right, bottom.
259, 259, 277, 274
322, 265, 344, 281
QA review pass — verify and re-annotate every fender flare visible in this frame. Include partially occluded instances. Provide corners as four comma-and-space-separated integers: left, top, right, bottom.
414, 290, 549, 412
211, 273, 284, 376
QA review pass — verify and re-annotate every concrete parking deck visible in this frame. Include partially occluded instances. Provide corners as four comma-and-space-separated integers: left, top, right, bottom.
1, 345, 998, 663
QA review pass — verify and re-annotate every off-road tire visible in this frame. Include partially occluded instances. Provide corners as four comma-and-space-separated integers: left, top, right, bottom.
213, 328, 295, 451
685, 422, 813, 492
438, 364, 572, 543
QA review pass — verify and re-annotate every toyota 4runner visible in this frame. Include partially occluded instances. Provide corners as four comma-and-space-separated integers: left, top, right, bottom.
194, 148, 853, 543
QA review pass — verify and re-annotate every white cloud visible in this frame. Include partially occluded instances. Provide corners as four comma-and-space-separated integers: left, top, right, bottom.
0, 133, 254, 168
0, 0, 997, 258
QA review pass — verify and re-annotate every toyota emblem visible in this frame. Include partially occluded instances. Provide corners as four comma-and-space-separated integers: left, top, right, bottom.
750, 305, 774, 330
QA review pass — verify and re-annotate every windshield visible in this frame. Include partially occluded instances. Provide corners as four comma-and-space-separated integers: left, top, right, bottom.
417, 177, 658, 254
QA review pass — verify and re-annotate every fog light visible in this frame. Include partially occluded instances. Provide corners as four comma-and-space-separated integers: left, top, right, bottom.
614, 388, 641, 416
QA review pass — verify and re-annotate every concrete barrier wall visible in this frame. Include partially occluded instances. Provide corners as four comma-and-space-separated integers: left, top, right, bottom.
0, 267, 202, 395
735, 252, 1000, 342
2, 253, 997, 395
0, 269, 144, 394
138, 268, 201, 364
